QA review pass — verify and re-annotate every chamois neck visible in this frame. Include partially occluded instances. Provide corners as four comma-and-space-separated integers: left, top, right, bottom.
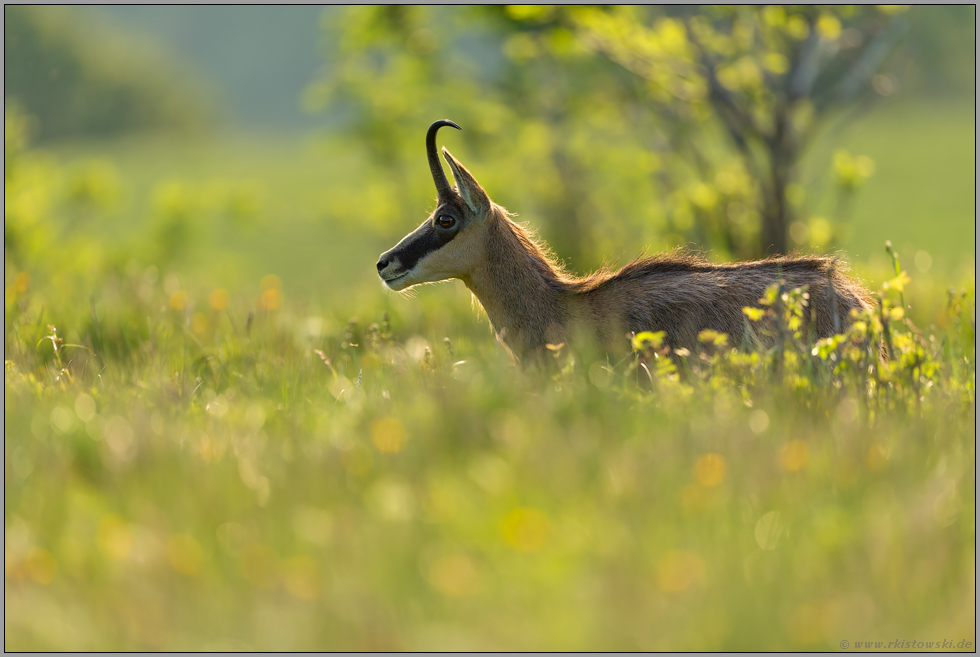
463, 208, 570, 356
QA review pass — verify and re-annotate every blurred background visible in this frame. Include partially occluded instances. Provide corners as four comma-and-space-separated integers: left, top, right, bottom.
4, 5, 975, 316
4, 6, 976, 651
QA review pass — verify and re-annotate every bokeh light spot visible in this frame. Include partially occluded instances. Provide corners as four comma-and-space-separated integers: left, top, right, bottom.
426, 553, 481, 598
789, 221, 809, 244
914, 250, 933, 273
282, 555, 321, 600
371, 417, 406, 454
368, 479, 415, 521
25, 547, 57, 585
209, 288, 229, 310
167, 534, 204, 576
105, 415, 135, 458
816, 13, 842, 40
779, 440, 810, 472
807, 218, 832, 248
97, 515, 132, 561
656, 550, 706, 593
50, 405, 76, 434
694, 453, 726, 487
260, 274, 281, 291
259, 288, 281, 311
749, 410, 770, 435
502, 507, 552, 552
74, 393, 96, 422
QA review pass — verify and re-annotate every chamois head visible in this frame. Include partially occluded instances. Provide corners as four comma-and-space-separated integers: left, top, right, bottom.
377, 120, 493, 291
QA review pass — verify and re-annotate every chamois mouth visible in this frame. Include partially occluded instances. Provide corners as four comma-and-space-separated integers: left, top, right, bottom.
381, 271, 410, 289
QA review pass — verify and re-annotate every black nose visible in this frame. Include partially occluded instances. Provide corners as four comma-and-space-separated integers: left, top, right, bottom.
377, 257, 389, 273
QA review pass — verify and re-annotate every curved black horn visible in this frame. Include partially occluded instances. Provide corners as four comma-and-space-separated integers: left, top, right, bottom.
427, 119, 461, 199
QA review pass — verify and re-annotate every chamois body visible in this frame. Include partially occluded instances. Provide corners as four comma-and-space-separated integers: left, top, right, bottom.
378, 120, 874, 362
466, 203, 872, 359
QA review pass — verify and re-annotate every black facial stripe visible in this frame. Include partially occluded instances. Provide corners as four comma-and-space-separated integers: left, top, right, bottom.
396, 225, 456, 272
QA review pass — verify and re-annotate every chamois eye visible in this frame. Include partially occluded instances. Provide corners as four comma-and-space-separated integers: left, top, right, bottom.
437, 215, 456, 228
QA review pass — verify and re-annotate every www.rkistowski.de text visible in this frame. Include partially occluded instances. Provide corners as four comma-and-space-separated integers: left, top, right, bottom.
839, 639, 973, 650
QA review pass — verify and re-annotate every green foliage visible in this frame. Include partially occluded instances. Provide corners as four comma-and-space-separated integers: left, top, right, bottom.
550, 5, 910, 254
4, 6, 214, 142
305, 6, 920, 263
3, 123, 976, 650
305, 6, 680, 269
4, 107, 121, 278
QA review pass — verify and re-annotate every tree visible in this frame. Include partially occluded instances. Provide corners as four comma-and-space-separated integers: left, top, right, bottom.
307, 6, 909, 264
548, 5, 910, 255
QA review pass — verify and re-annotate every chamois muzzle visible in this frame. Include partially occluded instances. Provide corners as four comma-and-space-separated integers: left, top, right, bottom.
427, 119, 461, 200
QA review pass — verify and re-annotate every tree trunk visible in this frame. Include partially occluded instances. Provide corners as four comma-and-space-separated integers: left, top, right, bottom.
761, 144, 791, 256
550, 146, 589, 270
761, 186, 788, 256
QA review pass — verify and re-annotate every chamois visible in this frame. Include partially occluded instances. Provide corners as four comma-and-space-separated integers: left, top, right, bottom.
377, 120, 874, 362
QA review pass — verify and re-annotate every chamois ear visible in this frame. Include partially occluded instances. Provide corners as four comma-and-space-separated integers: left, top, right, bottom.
442, 148, 490, 216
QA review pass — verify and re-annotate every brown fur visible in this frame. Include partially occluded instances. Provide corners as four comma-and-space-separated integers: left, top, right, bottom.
464, 204, 874, 360
378, 138, 875, 363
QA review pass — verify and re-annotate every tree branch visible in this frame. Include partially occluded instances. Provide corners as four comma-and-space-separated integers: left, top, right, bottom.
789, 29, 824, 102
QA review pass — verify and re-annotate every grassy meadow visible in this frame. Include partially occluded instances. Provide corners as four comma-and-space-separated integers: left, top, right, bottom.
4, 91, 977, 652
